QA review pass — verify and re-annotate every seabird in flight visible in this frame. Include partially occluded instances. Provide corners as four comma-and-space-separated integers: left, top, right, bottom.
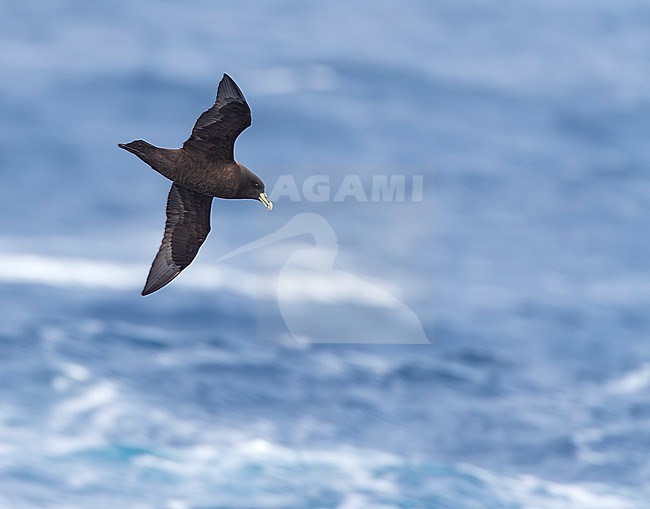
118, 73, 272, 295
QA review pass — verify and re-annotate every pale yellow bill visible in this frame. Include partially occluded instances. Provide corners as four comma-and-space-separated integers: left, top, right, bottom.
259, 192, 273, 211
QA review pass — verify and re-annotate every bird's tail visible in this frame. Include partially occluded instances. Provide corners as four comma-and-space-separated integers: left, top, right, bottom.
118, 139, 156, 158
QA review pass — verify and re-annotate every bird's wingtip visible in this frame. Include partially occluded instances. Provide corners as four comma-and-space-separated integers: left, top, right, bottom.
141, 275, 163, 296
141, 278, 164, 296
217, 73, 245, 102
141, 284, 154, 296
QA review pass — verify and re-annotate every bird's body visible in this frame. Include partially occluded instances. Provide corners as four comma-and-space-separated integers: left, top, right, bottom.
118, 74, 272, 295
118, 144, 243, 197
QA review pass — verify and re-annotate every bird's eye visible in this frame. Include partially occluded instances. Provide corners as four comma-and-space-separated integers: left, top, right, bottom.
254, 182, 260, 188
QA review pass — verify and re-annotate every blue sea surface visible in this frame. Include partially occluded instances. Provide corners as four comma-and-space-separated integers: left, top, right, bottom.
1, 0, 650, 507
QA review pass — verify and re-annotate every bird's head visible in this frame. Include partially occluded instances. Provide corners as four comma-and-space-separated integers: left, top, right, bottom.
236, 163, 273, 211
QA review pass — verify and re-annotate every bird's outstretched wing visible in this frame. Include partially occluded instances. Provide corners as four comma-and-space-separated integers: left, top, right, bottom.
142, 184, 213, 295
182, 73, 251, 160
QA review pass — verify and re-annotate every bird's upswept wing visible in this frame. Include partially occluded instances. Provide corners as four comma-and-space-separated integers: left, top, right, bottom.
142, 184, 213, 295
182, 73, 251, 160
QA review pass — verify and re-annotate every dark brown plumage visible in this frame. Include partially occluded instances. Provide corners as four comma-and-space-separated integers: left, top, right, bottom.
118, 74, 272, 296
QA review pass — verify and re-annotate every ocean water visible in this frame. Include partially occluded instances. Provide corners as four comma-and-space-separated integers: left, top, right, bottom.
1, 0, 650, 507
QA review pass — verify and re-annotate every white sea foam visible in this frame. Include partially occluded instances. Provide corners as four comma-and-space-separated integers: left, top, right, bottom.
128, 438, 646, 509
46, 382, 119, 455
0, 251, 405, 309
248, 65, 338, 96
463, 464, 645, 509
606, 363, 650, 394
3, 382, 646, 509
0, 253, 142, 290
